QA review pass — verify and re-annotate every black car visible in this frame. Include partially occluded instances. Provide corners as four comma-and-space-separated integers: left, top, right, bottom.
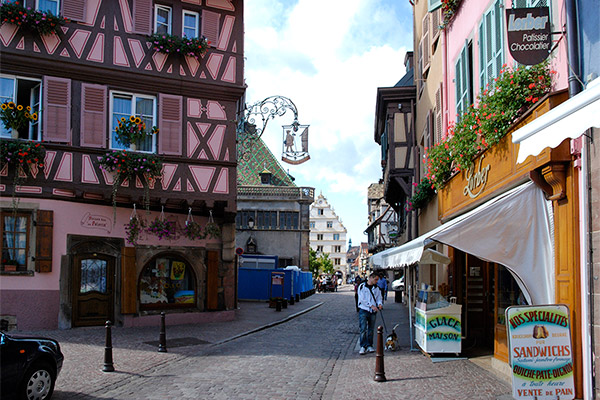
1, 331, 64, 400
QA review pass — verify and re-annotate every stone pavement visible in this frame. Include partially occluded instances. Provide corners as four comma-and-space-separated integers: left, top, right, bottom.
13, 285, 513, 399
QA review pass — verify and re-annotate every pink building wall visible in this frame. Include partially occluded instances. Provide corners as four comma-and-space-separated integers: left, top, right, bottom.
445, 0, 569, 123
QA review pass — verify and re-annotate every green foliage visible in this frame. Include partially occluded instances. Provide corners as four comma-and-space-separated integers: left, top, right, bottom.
441, 0, 462, 28
424, 62, 554, 191
0, 140, 45, 172
309, 248, 320, 277
0, 1, 68, 36
406, 177, 436, 211
309, 248, 334, 276
148, 33, 209, 58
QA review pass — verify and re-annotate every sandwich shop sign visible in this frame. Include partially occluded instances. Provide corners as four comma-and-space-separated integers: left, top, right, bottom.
506, 304, 575, 399
506, 7, 552, 65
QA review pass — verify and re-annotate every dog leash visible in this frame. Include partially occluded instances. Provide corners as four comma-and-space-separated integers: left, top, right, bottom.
366, 284, 389, 335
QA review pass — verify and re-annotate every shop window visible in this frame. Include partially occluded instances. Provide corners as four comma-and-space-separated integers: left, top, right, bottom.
110, 92, 156, 152
0, 75, 42, 140
1, 211, 31, 272
496, 265, 527, 325
182, 10, 199, 38
139, 255, 195, 309
154, 5, 172, 34
37, 0, 59, 15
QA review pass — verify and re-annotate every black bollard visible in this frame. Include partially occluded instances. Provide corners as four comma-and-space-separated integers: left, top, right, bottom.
289, 296, 295, 305
158, 312, 167, 352
295, 294, 300, 303
102, 321, 115, 372
282, 298, 288, 309
275, 298, 282, 312
374, 326, 387, 382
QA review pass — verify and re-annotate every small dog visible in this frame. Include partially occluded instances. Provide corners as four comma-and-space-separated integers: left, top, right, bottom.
385, 324, 399, 351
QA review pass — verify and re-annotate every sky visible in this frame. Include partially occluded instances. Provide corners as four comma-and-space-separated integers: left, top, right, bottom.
244, 0, 413, 246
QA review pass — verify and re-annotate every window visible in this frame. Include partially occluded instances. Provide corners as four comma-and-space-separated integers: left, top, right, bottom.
316, 246, 323, 253
182, 10, 199, 38
317, 234, 323, 241
139, 255, 196, 309
236, 210, 256, 230
256, 211, 277, 229
37, 0, 59, 15
455, 41, 473, 121
309, 222, 315, 229
1, 211, 31, 272
333, 234, 340, 241
334, 258, 341, 265
327, 221, 333, 228
110, 92, 156, 152
154, 5, 172, 35
334, 245, 341, 253
318, 209, 324, 215
279, 212, 299, 230
0, 75, 42, 140
479, 0, 504, 92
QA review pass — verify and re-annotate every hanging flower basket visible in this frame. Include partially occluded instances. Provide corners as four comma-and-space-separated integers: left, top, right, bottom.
147, 33, 210, 58
115, 115, 159, 149
124, 205, 145, 245
406, 177, 436, 212
182, 208, 204, 240
147, 207, 176, 240
0, 2, 68, 36
204, 210, 220, 239
440, 0, 463, 29
98, 150, 163, 218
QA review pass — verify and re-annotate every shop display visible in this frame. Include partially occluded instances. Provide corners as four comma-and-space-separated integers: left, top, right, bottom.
139, 257, 195, 308
414, 290, 462, 354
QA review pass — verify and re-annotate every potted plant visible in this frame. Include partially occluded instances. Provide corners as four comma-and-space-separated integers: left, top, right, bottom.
147, 33, 209, 59
124, 205, 145, 246
98, 150, 163, 217
147, 208, 176, 240
182, 208, 204, 240
0, 1, 69, 36
203, 210, 221, 239
0, 101, 37, 138
115, 115, 159, 151
2, 258, 18, 271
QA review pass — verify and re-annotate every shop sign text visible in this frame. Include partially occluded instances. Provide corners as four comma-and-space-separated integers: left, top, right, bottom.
506, 7, 551, 65
463, 155, 490, 198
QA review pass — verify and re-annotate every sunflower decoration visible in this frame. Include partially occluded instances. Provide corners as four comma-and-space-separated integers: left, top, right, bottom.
0, 101, 36, 132
115, 114, 159, 149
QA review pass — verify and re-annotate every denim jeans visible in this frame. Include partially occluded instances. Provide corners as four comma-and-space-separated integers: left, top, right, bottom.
358, 309, 377, 348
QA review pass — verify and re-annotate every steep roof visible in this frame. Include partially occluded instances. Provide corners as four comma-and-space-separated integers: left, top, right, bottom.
394, 67, 414, 87
237, 137, 296, 187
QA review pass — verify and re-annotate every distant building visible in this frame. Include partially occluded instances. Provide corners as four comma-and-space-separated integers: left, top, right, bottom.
346, 243, 360, 277
236, 138, 314, 269
365, 183, 399, 253
309, 193, 347, 277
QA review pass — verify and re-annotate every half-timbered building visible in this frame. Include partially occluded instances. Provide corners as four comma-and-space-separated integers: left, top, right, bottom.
0, 0, 244, 330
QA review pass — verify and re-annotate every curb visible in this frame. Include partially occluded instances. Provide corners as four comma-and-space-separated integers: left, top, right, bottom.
213, 301, 324, 346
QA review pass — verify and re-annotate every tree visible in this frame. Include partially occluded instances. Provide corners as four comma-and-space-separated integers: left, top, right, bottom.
319, 253, 334, 275
309, 248, 320, 278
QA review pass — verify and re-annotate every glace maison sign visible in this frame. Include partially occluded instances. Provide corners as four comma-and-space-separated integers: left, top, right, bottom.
506, 7, 552, 65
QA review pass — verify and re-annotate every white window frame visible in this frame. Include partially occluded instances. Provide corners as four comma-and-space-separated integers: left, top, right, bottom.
333, 234, 340, 241
0, 74, 42, 141
36, 0, 60, 15
182, 10, 199, 38
109, 91, 157, 153
154, 5, 172, 35
327, 221, 333, 228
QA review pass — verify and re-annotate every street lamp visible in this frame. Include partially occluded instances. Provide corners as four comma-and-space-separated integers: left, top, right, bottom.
247, 217, 255, 230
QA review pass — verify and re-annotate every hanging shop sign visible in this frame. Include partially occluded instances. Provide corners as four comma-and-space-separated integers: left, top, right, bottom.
506, 7, 552, 65
282, 124, 310, 165
463, 155, 490, 198
506, 304, 575, 400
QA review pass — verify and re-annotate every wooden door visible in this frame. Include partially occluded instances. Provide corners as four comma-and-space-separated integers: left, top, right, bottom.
465, 254, 494, 349
72, 253, 115, 327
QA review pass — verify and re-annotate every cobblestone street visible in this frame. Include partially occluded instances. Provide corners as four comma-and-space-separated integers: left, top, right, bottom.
20, 286, 512, 399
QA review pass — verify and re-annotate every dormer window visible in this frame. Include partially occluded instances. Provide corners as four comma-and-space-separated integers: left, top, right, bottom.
260, 169, 272, 185
154, 5, 172, 34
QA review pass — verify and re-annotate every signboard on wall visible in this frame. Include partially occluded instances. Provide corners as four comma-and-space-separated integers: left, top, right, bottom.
506, 7, 552, 65
506, 304, 575, 399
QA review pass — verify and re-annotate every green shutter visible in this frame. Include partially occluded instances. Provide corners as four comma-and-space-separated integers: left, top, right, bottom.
455, 44, 470, 122
479, 0, 504, 92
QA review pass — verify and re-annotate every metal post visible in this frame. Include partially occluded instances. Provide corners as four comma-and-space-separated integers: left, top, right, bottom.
158, 312, 167, 352
295, 293, 300, 302
374, 326, 387, 382
102, 321, 114, 372
289, 295, 295, 305
275, 298, 282, 312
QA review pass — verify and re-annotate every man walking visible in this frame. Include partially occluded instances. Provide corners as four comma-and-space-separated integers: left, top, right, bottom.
357, 272, 383, 354
377, 273, 388, 303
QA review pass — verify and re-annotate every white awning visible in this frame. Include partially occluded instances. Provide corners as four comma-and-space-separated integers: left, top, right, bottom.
513, 77, 600, 163
370, 182, 554, 305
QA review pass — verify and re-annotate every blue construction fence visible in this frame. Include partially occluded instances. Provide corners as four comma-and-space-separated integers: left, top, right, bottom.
238, 267, 315, 301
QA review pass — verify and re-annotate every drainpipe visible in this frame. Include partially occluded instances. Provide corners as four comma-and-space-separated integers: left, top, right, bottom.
565, 0, 582, 96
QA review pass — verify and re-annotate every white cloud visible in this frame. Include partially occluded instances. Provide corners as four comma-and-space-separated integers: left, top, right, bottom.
245, 0, 412, 244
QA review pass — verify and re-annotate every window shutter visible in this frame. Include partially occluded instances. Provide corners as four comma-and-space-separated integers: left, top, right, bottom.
35, 210, 53, 273
43, 76, 71, 143
493, 0, 504, 79
422, 14, 430, 74
133, 0, 152, 35
62, 0, 86, 21
80, 83, 107, 148
431, 8, 441, 47
455, 44, 470, 121
158, 94, 182, 155
434, 85, 443, 144
121, 247, 137, 314
479, 1, 504, 91
201, 10, 220, 46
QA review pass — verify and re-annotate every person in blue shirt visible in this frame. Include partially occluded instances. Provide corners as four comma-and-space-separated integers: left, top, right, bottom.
377, 274, 388, 303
